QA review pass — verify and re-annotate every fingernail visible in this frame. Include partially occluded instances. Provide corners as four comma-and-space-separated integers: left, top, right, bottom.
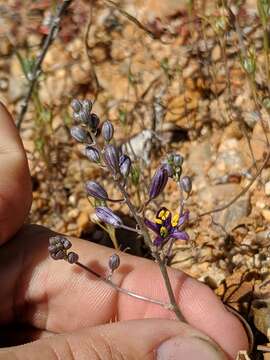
156, 336, 226, 360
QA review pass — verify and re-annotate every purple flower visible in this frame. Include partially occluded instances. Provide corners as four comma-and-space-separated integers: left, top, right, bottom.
95, 206, 123, 228
85, 181, 108, 201
149, 166, 169, 200
145, 207, 189, 247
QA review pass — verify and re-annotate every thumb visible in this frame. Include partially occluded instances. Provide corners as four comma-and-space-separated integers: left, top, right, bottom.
1, 319, 229, 359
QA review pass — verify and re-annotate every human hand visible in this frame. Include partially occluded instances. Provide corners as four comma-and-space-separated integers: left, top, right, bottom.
0, 103, 248, 359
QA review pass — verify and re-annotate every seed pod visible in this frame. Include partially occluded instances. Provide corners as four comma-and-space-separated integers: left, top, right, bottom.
70, 126, 88, 143
71, 99, 82, 113
108, 253, 120, 272
85, 146, 100, 163
149, 166, 169, 200
85, 181, 109, 201
95, 206, 123, 228
102, 120, 114, 142
67, 252, 79, 264
104, 144, 120, 174
180, 176, 192, 194
119, 154, 131, 178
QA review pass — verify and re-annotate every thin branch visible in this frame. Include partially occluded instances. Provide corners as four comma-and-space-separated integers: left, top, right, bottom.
84, 4, 102, 100
16, 0, 74, 129
76, 261, 170, 308
100, 0, 168, 43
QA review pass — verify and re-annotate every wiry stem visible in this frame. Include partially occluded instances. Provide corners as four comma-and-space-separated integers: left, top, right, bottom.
16, 0, 73, 129
76, 261, 170, 308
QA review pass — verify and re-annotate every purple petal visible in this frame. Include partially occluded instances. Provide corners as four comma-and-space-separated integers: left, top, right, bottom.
145, 219, 160, 235
153, 236, 165, 247
178, 210, 189, 227
170, 230, 189, 241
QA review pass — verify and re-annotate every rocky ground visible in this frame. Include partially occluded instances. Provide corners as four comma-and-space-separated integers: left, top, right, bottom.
1, 0, 270, 358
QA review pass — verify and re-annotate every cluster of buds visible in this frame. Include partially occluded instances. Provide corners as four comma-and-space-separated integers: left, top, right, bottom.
48, 235, 79, 264
51, 99, 192, 254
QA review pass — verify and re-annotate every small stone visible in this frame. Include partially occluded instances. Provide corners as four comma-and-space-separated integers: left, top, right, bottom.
265, 182, 270, 196
262, 209, 270, 222
211, 45, 221, 62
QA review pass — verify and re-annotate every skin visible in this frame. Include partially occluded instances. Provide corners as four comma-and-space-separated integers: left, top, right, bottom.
0, 102, 249, 359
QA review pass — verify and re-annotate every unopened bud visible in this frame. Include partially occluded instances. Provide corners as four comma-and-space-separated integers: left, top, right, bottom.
119, 154, 131, 178
102, 120, 114, 142
149, 166, 169, 200
67, 252, 79, 264
108, 253, 120, 272
95, 206, 123, 228
71, 99, 83, 113
70, 126, 88, 143
104, 144, 120, 174
180, 176, 192, 194
85, 146, 100, 163
85, 181, 109, 201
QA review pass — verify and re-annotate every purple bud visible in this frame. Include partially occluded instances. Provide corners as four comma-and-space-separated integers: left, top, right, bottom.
89, 113, 100, 130
95, 206, 123, 228
82, 99, 93, 113
168, 153, 184, 167
85, 146, 100, 163
119, 154, 131, 178
102, 120, 114, 142
149, 166, 169, 200
51, 249, 66, 260
60, 237, 72, 250
161, 162, 173, 177
71, 99, 83, 113
180, 176, 192, 194
108, 253, 120, 271
67, 252, 79, 264
85, 181, 109, 201
104, 144, 120, 174
70, 126, 88, 143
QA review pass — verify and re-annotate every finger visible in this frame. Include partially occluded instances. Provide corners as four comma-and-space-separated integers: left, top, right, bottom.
0, 102, 32, 245
0, 225, 248, 359
0, 319, 227, 360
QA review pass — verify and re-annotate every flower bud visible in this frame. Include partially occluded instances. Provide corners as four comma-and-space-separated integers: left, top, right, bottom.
89, 113, 100, 130
161, 162, 173, 177
102, 120, 114, 142
119, 154, 131, 178
149, 166, 169, 200
71, 99, 83, 113
95, 206, 123, 228
82, 99, 93, 113
70, 126, 88, 143
104, 144, 120, 174
85, 181, 109, 201
85, 146, 100, 163
108, 253, 120, 272
168, 153, 184, 167
180, 176, 192, 194
67, 252, 79, 264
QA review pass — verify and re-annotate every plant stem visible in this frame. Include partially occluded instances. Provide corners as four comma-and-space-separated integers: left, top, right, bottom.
76, 261, 170, 308
116, 182, 186, 322
16, 0, 73, 129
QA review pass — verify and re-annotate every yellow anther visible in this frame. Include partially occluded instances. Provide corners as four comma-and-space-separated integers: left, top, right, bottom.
155, 218, 163, 225
171, 214, 179, 227
160, 226, 168, 238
